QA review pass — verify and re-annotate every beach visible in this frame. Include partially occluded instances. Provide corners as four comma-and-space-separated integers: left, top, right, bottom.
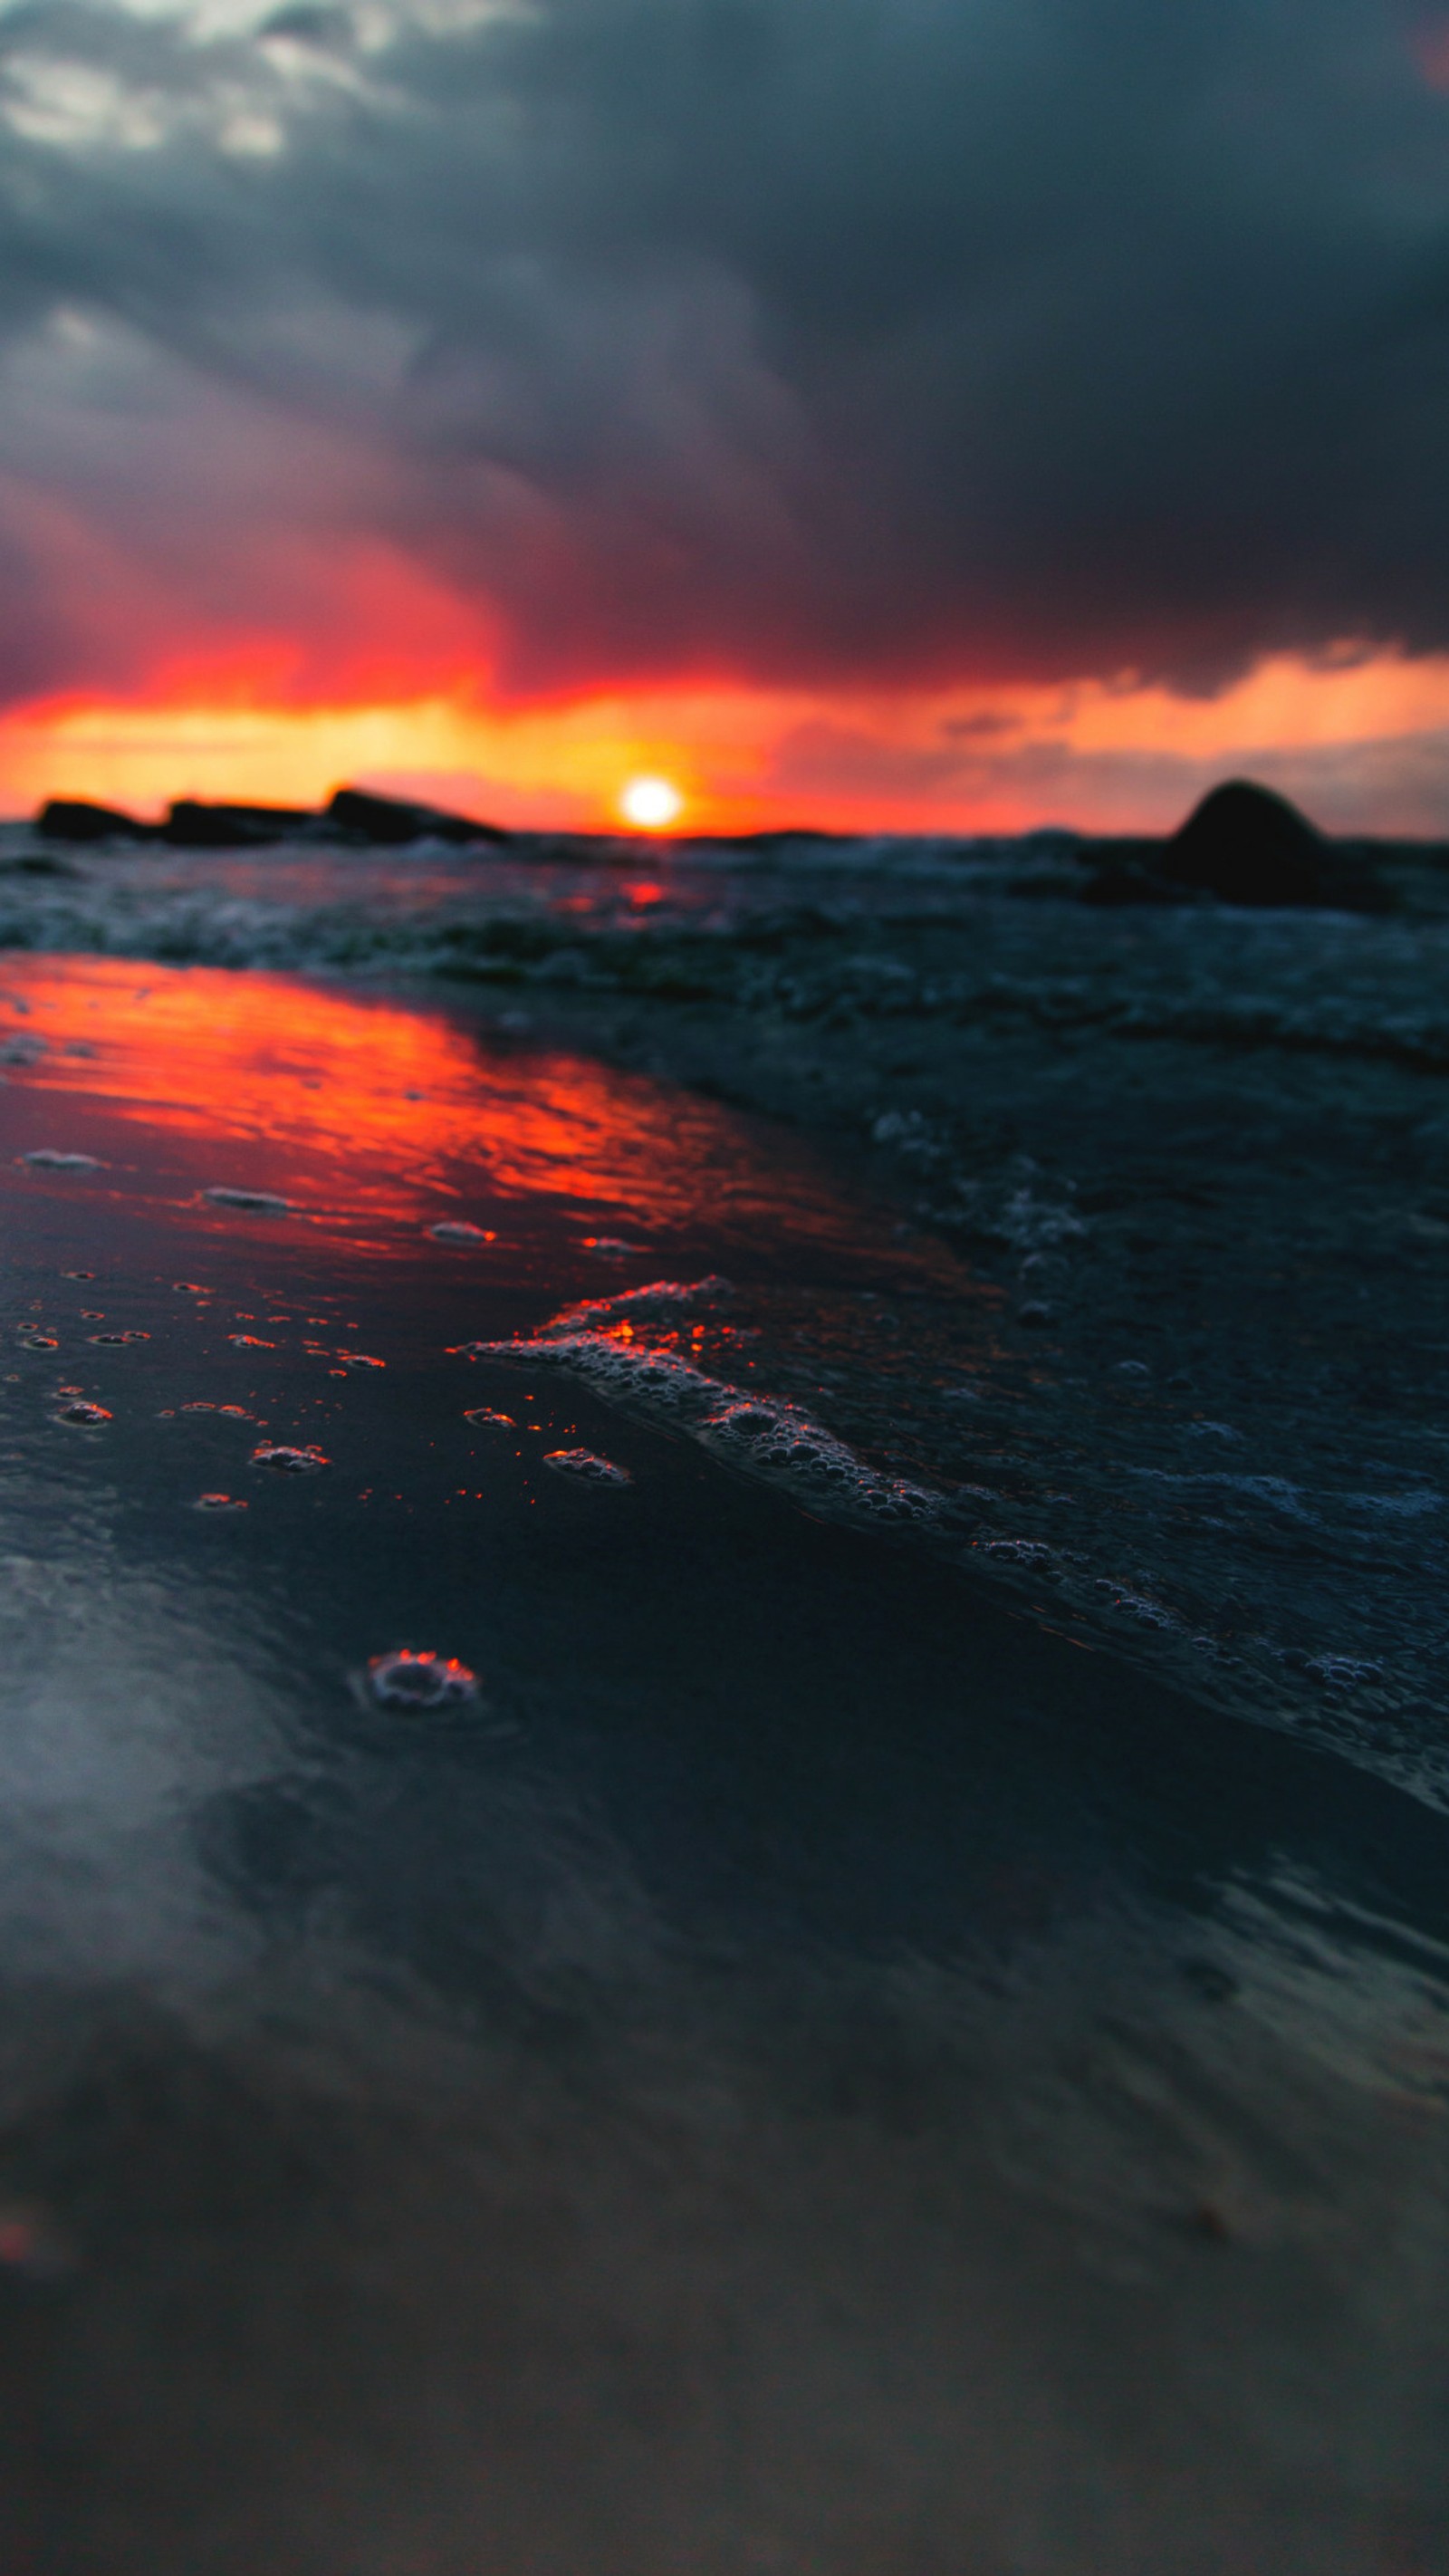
0, 829, 1445, 2568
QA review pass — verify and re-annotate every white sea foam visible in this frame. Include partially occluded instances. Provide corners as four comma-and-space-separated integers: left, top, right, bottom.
461, 1282, 941, 1533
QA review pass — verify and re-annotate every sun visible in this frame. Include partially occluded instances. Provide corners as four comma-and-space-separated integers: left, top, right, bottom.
619, 774, 684, 831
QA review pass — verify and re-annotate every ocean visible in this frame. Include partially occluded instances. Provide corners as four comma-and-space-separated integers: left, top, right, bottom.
0, 823, 1445, 2571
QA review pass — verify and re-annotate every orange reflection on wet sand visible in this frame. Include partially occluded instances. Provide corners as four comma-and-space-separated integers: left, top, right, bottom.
0, 955, 872, 1253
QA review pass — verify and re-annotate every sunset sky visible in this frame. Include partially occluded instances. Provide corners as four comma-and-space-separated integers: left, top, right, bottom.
3, 0, 1449, 835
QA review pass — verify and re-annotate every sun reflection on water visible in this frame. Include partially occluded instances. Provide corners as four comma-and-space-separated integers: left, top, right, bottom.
0, 955, 888, 1264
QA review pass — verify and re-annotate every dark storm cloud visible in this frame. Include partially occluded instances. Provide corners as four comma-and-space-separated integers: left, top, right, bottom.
1, 0, 1448, 697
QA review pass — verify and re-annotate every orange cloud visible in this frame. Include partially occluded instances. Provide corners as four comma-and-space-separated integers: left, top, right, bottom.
2, 646, 1449, 838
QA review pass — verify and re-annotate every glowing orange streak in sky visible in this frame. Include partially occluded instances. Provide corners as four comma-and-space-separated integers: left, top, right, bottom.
5, 639, 1449, 836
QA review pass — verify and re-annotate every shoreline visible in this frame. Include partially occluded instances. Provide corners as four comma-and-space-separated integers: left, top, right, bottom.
407, 913, 1449, 1804
1, 843, 1447, 1796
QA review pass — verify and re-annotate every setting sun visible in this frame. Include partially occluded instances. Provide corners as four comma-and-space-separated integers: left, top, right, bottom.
619, 774, 685, 831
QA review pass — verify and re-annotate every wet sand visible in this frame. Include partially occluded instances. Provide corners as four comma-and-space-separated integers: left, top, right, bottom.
0, 952, 1445, 2571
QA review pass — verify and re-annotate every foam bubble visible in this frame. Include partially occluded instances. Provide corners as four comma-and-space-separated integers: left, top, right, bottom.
543, 1448, 633, 1485
55, 1400, 110, 1426
203, 1186, 291, 1215
228, 1334, 274, 1349
251, 1443, 329, 1474
18, 1333, 58, 1350
18, 1149, 100, 1171
365, 1648, 480, 1711
428, 1221, 495, 1245
88, 1331, 149, 1345
195, 1493, 247, 1512
465, 1408, 514, 1427
336, 1350, 385, 1370
697, 1395, 936, 1523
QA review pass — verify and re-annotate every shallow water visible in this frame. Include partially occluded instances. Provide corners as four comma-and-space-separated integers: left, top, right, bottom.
8, 829, 1449, 1793
0, 952, 1446, 2571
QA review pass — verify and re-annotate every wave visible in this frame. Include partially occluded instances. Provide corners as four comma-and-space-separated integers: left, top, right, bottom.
4, 835, 1449, 1071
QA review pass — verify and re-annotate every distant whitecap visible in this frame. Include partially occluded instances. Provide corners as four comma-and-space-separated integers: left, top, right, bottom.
18, 1149, 100, 1171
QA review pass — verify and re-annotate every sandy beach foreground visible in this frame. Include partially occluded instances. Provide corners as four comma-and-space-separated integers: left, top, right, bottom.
0, 839, 1444, 2570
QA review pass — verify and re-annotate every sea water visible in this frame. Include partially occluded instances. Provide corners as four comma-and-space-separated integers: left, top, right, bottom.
0, 891, 1444, 2568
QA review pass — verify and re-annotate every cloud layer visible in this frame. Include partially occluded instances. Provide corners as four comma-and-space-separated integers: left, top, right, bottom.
2, 0, 1449, 711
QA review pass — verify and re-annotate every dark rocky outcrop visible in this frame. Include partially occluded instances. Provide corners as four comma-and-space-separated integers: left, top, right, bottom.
701, 827, 850, 852
1158, 780, 1329, 904
37, 798, 158, 843
326, 787, 512, 846
1081, 779, 1393, 910
33, 786, 512, 851
162, 802, 316, 847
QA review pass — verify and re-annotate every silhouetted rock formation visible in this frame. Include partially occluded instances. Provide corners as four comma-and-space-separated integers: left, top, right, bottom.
327, 787, 512, 846
163, 802, 315, 847
34, 789, 513, 849
1158, 780, 1327, 904
37, 798, 157, 842
1081, 779, 1393, 910
705, 827, 851, 851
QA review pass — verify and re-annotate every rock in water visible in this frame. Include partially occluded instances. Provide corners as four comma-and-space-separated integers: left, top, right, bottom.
36, 798, 157, 843
1157, 779, 1327, 905
163, 802, 315, 848
325, 787, 512, 847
